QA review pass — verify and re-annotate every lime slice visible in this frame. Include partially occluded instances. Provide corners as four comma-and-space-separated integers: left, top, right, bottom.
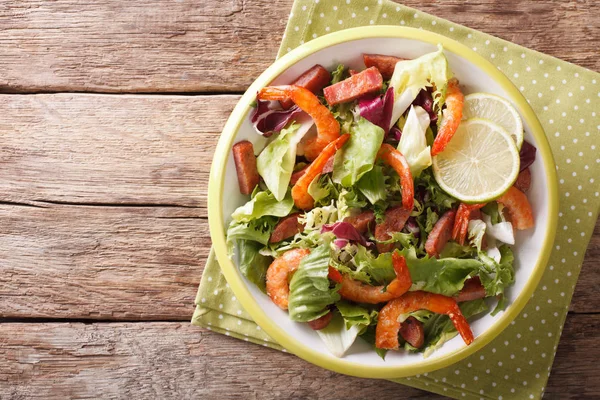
463, 93, 524, 149
432, 119, 520, 203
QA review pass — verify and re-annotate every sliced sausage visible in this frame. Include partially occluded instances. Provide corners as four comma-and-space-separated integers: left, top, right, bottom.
363, 54, 405, 79
269, 213, 304, 243
425, 210, 456, 258
399, 316, 425, 348
308, 311, 333, 330
514, 168, 531, 193
289, 156, 334, 185
375, 206, 412, 253
232, 141, 260, 195
323, 67, 383, 106
343, 210, 375, 234
455, 277, 486, 303
280, 64, 331, 109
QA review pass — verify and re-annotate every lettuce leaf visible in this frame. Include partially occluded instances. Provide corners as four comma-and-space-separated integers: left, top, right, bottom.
331, 243, 395, 285
399, 247, 482, 296
288, 243, 340, 322
316, 313, 361, 358
330, 64, 347, 85
300, 202, 340, 230
421, 299, 488, 357
231, 190, 294, 222
336, 301, 378, 331
333, 117, 385, 187
226, 216, 278, 247
397, 105, 432, 177
356, 165, 387, 205
468, 219, 487, 252
256, 123, 299, 201
478, 245, 515, 297
236, 240, 272, 293
388, 45, 451, 129
337, 187, 368, 220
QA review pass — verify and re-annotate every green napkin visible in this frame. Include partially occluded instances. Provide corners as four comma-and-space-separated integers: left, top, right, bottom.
193, 0, 600, 398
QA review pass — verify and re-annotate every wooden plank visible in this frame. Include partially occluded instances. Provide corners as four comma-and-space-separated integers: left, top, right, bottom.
1, 0, 598, 93
0, 203, 597, 320
0, 204, 209, 320
1, 315, 598, 399
0, 94, 236, 209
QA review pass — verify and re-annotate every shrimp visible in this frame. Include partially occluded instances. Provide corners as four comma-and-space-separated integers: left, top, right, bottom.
376, 291, 474, 350
452, 203, 486, 245
377, 144, 414, 210
431, 78, 464, 156
291, 134, 350, 210
497, 186, 534, 230
266, 248, 311, 310
258, 85, 340, 161
328, 252, 412, 304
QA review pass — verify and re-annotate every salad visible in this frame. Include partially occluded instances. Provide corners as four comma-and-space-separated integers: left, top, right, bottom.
227, 46, 537, 358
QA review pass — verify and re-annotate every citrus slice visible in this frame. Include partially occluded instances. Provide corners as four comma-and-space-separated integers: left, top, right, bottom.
462, 93, 524, 149
432, 118, 520, 203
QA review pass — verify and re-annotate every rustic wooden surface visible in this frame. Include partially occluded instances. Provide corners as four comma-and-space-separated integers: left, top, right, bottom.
0, 0, 598, 399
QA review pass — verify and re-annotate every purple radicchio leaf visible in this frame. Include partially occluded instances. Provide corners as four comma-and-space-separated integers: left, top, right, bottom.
519, 139, 537, 171
321, 221, 368, 247
251, 98, 303, 137
356, 86, 395, 133
333, 238, 350, 248
412, 89, 437, 124
405, 217, 420, 239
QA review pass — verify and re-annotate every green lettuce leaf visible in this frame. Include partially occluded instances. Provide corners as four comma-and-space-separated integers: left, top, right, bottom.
236, 240, 272, 293
421, 299, 488, 357
336, 301, 378, 332
439, 242, 477, 259
359, 325, 389, 360
333, 117, 385, 187
330, 64, 347, 85
399, 247, 482, 297
424, 208, 439, 234
226, 215, 278, 247
288, 243, 340, 322
256, 123, 299, 201
478, 245, 515, 297
397, 105, 432, 177
231, 190, 294, 222
331, 244, 395, 285
356, 165, 387, 205
337, 187, 368, 220
414, 169, 457, 211
388, 45, 451, 128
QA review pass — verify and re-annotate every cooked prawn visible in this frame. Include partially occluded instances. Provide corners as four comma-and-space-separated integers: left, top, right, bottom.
431, 78, 464, 156
258, 85, 340, 161
292, 134, 350, 210
328, 252, 412, 304
377, 144, 414, 210
452, 203, 486, 245
266, 248, 311, 310
497, 186, 534, 230
376, 291, 474, 350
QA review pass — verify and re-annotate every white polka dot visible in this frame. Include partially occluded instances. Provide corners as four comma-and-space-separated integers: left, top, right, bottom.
208, 276, 213, 282
369, 20, 374, 25
337, 19, 342, 24
400, 20, 405, 25
351, 13, 356, 18
514, 73, 519, 78
302, 5, 306, 10
449, 26, 455, 32
498, 361, 503, 366
219, 304, 223, 309
218, 314, 223, 319
325, 26, 330, 31
201, 298, 206, 303
473, 47, 477, 51
508, 60, 513, 65
491, 53, 496, 59
333, 5, 337, 10
319, 13, 324, 17
455, 369, 460, 375
213, 289, 218, 295
294, 26, 299, 31
431, 20, 436, 25
312, 33, 317, 38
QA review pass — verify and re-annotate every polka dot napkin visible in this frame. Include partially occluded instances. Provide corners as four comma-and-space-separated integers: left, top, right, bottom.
192, 1, 600, 398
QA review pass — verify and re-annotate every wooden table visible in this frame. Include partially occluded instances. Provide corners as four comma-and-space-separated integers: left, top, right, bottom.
1, 1, 598, 398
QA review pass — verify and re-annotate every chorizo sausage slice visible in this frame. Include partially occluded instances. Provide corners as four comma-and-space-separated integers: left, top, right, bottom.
232, 141, 260, 195
323, 67, 383, 106
343, 210, 375, 234
455, 277, 486, 303
425, 210, 456, 258
269, 213, 304, 243
363, 54, 405, 79
375, 206, 412, 253
399, 316, 425, 348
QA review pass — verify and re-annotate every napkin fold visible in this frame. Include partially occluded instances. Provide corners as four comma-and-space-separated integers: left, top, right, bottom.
193, 1, 600, 398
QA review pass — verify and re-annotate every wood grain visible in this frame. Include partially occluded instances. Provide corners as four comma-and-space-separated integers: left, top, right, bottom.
0, 0, 597, 94
0, 94, 236, 209
0, 204, 208, 320
1, 315, 598, 399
